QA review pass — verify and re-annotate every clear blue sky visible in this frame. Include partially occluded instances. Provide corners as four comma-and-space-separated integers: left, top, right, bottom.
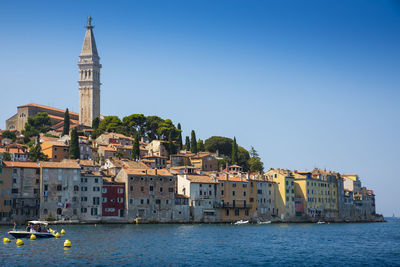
1, 0, 399, 216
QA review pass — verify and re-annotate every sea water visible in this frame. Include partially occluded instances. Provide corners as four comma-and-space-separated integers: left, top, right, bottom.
0, 219, 399, 266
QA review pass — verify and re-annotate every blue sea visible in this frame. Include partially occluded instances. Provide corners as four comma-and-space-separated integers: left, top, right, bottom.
1, 219, 399, 266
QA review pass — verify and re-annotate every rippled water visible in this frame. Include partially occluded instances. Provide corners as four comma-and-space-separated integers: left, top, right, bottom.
1, 219, 399, 266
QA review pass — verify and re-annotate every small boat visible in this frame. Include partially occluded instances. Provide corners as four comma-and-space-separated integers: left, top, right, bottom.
8, 221, 55, 239
234, 220, 249, 225
316, 221, 326, 224
258, 220, 272, 224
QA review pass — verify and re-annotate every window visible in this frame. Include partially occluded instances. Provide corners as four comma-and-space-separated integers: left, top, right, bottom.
93, 187, 100, 191
245, 209, 249, 216
232, 191, 235, 196
102, 198, 107, 203
102, 188, 107, 193
130, 186, 133, 192
235, 209, 239, 216
243, 191, 247, 197
36, 169, 40, 175
221, 190, 224, 196
95, 178, 98, 183
200, 191, 202, 195
43, 209, 48, 214
118, 188, 123, 194
140, 199, 144, 204
149, 186, 153, 191
226, 209, 229, 216
81, 197, 87, 202
93, 197, 100, 205
44, 185, 48, 191
117, 198, 123, 203
81, 208, 87, 213
160, 187, 163, 193
250, 197, 254, 203
74, 185, 79, 192
57, 185, 62, 191
232, 183, 236, 188
243, 184, 247, 188
156, 199, 161, 204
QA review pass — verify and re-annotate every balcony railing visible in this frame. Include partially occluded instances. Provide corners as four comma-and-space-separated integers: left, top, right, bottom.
213, 202, 249, 209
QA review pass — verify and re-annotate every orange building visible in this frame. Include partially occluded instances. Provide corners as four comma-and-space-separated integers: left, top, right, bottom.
218, 174, 250, 222
41, 141, 69, 162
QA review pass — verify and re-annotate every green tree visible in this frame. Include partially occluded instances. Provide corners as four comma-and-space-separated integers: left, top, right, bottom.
2, 152, 12, 161
177, 123, 183, 149
190, 130, 197, 153
92, 117, 100, 130
2, 130, 16, 141
231, 137, 238, 164
168, 132, 177, 155
22, 112, 52, 138
62, 108, 70, 136
247, 146, 264, 173
69, 128, 80, 159
115, 151, 123, 160
237, 146, 250, 171
98, 116, 123, 133
204, 136, 233, 156
185, 136, 190, 150
131, 134, 140, 161
122, 114, 146, 136
197, 139, 205, 152
218, 158, 227, 170
248, 157, 264, 173
28, 139, 48, 162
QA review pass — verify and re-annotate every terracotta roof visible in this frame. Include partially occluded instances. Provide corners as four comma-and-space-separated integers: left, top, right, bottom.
217, 176, 248, 182
79, 160, 100, 167
170, 166, 197, 170
187, 175, 217, 184
17, 103, 79, 116
143, 155, 168, 159
42, 141, 68, 147
2, 161, 39, 168
81, 171, 102, 177
40, 161, 80, 169
124, 168, 172, 176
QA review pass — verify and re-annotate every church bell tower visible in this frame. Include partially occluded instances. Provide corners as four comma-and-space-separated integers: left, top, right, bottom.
78, 16, 101, 127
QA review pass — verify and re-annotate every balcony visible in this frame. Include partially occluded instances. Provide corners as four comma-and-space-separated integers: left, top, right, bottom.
213, 202, 249, 209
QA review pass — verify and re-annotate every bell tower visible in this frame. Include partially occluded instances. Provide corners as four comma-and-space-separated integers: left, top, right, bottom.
78, 16, 101, 127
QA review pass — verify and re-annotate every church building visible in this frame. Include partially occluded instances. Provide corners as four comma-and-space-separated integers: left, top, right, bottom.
6, 17, 101, 131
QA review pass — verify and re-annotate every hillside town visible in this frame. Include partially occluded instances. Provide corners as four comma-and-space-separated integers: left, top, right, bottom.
0, 18, 382, 225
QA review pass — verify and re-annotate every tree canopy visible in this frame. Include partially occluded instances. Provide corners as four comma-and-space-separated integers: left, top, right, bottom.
2, 130, 16, 141
28, 139, 48, 162
22, 112, 52, 139
97, 114, 181, 142
247, 146, 264, 173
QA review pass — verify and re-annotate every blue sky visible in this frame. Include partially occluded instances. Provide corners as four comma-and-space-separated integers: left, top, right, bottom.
0, 0, 399, 216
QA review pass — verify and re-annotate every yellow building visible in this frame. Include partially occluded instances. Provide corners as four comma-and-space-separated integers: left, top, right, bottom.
218, 174, 250, 222
41, 141, 69, 162
296, 169, 339, 218
265, 169, 295, 220
0, 163, 12, 221
248, 174, 276, 219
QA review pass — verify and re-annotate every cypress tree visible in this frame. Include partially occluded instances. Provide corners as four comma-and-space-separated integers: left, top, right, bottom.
62, 108, 70, 136
168, 132, 176, 155
69, 127, 80, 159
131, 134, 140, 160
231, 136, 238, 164
190, 130, 197, 154
197, 139, 205, 152
92, 117, 100, 130
185, 136, 190, 151
177, 123, 183, 149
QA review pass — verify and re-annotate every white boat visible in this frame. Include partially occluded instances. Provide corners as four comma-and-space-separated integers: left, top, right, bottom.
8, 221, 55, 239
234, 220, 249, 225
258, 221, 272, 224
316, 221, 326, 224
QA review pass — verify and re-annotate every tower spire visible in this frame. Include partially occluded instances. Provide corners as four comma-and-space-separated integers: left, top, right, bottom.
78, 17, 101, 127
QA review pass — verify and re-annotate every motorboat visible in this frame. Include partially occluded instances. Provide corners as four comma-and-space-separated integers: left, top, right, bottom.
8, 221, 55, 238
234, 220, 249, 225
316, 221, 326, 224
258, 220, 272, 224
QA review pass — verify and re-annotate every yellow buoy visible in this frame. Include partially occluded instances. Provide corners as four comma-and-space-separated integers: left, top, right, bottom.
60, 229, 66, 235
64, 239, 71, 247
30, 234, 36, 240
16, 239, 24, 246
49, 228, 54, 233
3, 237, 11, 243
54, 232, 61, 238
